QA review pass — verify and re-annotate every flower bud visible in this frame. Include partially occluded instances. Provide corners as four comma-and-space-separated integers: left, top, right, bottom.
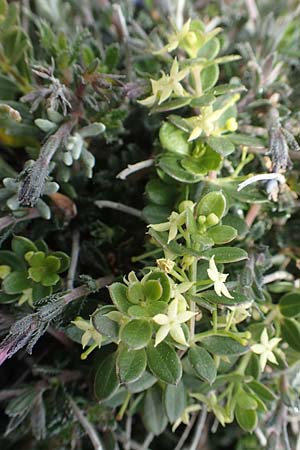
157, 258, 175, 274
206, 213, 219, 226
178, 200, 194, 213
198, 215, 206, 225
181, 255, 195, 270
225, 117, 238, 132
186, 31, 197, 46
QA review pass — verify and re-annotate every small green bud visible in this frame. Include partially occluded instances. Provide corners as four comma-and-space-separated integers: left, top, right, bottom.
198, 215, 206, 225
186, 31, 197, 46
206, 213, 219, 226
178, 200, 194, 213
181, 255, 195, 270
225, 117, 238, 132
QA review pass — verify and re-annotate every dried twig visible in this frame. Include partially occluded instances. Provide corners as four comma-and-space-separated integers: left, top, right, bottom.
69, 397, 104, 450
95, 200, 145, 221
67, 230, 80, 289
116, 159, 154, 180
189, 406, 208, 450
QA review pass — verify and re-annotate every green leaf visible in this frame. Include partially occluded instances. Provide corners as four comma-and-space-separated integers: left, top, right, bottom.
44, 255, 61, 273
158, 154, 202, 184
3, 271, 31, 294
0, 250, 26, 271
94, 353, 120, 401
247, 380, 277, 402
143, 204, 171, 224
105, 44, 119, 71
147, 341, 182, 385
207, 225, 237, 244
229, 134, 264, 147
235, 405, 257, 432
281, 318, 300, 352
196, 191, 226, 219
152, 97, 191, 113
202, 247, 248, 263
142, 384, 168, 435
188, 346, 217, 384
6, 388, 36, 417
92, 313, 119, 339
145, 179, 175, 206
51, 252, 70, 273
222, 215, 248, 238
117, 346, 147, 383
32, 283, 51, 302
199, 290, 249, 306
127, 282, 144, 304
120, 319, 152, 349
201, 336, 248, 355
164, 381, 186, 423
143, 271, 172, 302
109, 282, 131, 313
279, 292, 300, 318
236, 392, 258, 410
11, 236, 37, 258
127, 371, 157, 393
201, 64, 219, 92
207, 136, 235, 157
144, 280, 163, 302
159, 122, 190, 155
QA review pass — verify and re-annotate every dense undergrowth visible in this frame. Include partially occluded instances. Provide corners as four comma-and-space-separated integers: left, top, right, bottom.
1, 1, 300, 449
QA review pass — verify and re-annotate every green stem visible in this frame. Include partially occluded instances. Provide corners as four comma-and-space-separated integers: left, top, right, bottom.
236, 352, 252, 374
117, 391, 131, 421
191, 66, 202, 96
189, 258, 197, 339
193, 329, 248, 345
131, 248, 162, 262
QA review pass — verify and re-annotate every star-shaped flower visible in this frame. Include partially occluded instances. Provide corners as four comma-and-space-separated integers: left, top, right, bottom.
207, 255, 233, 299
150, 210, 186, 243
139, 59, 189, 107
72, 317, 102, 349
154, 19, 192, 54
153, 298, 196, 347
251, 328, 281, 371
185, 94, 240, 141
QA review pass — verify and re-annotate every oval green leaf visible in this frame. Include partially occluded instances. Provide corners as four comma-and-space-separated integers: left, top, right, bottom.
147, 341, 182, 385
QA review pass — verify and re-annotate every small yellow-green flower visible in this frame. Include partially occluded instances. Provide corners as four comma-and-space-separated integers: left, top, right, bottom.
0, 265, 11, 279
251, 328, 281, 371
153, 298, 196, 347
154, 19, 192, 54
172, 404, 201, 431
139, 59, 189, 107
72, 317, 102, 349
150, 210, 186, 243
18, 288, 33, 306
207, 255, 233, 299
185, 94, 240, 141
156, 258, 175, 273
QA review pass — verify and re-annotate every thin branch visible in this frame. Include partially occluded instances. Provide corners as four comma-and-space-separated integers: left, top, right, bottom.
69, 397, 104, 450
173, 414, 197, 450
116, 159, 154, 180
95, 200, 145, 221
18, 120, 76, 207
176, 0, 185, 29
124, 414, 132, 450
189, 406, 208, 450
263, 270, 294, 284
63, 275, 114, 305
245, 203, 261, 227
245, 0, 259, 22
140, 432, 154, 450
0, 208, 40, 232
67, 230, 80, 289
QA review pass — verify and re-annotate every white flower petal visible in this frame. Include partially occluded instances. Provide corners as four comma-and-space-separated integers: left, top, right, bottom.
220, 283, 234, 299
170, 323, 188, 346
81, 331, 91, 349
251, 344, 265, 354
261, 328, 269, 346
260, 353, 268, 371
153, 314, 169, 325
155, 324, 170, 347
177, 311, 196, 324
